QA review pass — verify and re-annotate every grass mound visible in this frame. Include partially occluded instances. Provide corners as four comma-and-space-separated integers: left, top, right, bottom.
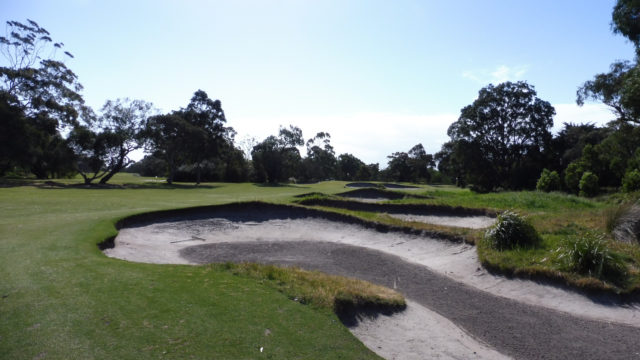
217, 262, 406, 313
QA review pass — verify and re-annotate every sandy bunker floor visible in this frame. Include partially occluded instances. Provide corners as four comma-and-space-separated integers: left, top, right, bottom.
387, 214, 494, 229
106, 207, 640, 359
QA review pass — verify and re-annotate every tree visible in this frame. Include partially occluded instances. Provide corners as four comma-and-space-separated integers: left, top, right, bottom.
577, 61, 640, 125
67, 125, 109, 184
1, 19, 88, 128
143, 114, 201, 184
442, 81, 555, 191
302, 132, 337, 181
407, 143, 435, 183
251, 125, 303, 183
612, 0, 640, 52
96, 99, 153, 184
577, 1, 640, 125
1, 19, 87, 177
337, 153, 365, 181
177, 90, 228, 184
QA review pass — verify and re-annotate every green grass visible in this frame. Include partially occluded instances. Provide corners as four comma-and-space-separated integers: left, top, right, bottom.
0, 177, 387, 359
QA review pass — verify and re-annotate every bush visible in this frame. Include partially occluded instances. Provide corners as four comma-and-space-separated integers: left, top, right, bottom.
559, 231, 627, 284
622, 169, 640, 192
564, 162, 584, 194
579, 171, 599, 197
536, 169, 561, 192
484, 211, 541, 250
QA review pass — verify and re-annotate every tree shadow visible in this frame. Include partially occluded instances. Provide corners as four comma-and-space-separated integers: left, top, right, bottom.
253, 183, 310, 188
0, 179, 220, 190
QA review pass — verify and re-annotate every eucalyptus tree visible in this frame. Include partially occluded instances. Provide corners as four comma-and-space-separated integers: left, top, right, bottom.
442, 81, 555, 191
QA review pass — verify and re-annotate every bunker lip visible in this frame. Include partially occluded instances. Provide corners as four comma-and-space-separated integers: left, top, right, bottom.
336, 188, 431, 201
296, 197, 497, 218
344, 182, 422, 190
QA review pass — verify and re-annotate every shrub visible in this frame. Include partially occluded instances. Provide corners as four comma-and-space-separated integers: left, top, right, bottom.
484, 211, 541, 250
622, 169, 640, 192
559, 231, 627, 284
579, 171, 599, 197
564, 162, 584, 194
536, 169, 561, 192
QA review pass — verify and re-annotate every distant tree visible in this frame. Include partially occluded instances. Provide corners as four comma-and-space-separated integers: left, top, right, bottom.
143, 114, 202, 184
407, 143, 435, 182
124, 155, 166, 177
356, 163, 379, 181
337, 153, 365, 181
67, 125, 110, 184
177, 90, 228, 184
302, 132, 337, 181
442, 81, 555, 191
549, 123, 611, 171
95, 99, 153, 184
251, 125, 304, 183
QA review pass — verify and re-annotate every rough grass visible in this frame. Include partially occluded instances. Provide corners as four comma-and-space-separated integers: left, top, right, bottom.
299, 184, 640, 295
217, 262, 405, 313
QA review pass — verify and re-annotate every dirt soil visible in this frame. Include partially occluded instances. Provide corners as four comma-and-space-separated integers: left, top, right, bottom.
105, 206, 640, 359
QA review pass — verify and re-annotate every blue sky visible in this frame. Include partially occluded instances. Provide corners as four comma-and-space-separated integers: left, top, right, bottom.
1, 0, 636, 165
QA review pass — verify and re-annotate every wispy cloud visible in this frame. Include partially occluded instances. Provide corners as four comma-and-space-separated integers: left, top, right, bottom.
462, 65, 530, 84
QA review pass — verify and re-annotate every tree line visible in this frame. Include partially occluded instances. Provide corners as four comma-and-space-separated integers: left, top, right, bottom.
2, 0, 639, 192
0, 19, 440, 185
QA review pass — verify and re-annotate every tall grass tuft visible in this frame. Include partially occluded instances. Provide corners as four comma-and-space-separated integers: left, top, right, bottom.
558, 231, 628, 285
484, 210, 541, 250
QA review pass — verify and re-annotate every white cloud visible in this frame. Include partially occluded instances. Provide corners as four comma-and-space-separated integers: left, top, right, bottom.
231, 112, 458, 167
462, 64, 529, 84
552, 102, 615, 133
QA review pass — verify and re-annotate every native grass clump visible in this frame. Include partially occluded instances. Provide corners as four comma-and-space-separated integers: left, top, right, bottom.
558, 231, 628, 286
484, 210, 541, 250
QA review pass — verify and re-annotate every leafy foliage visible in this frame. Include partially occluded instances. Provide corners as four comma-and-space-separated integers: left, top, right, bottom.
484, 210, 541, 250
579, 171, 599, 197
439, 81, 555, 191
536, 169, 561, 192
251, 125, 304, 183
622, 169, 640, 192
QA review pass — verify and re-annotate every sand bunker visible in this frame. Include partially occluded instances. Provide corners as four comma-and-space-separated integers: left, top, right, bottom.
104, 203, 640, 359
388, 214, 495, 229
296, 198, 496, 229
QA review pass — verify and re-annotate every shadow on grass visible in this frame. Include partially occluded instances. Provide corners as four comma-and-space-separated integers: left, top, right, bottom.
3, 179, 221, 190
253, 182, 311, 189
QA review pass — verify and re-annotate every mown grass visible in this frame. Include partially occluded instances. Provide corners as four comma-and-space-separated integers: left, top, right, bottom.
0, 176, 387, 359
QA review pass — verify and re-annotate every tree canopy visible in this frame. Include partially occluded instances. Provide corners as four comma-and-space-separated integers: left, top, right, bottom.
440, 81, 555, 191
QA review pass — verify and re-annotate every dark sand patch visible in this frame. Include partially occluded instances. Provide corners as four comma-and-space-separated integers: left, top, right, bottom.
181, 240, 640, 360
